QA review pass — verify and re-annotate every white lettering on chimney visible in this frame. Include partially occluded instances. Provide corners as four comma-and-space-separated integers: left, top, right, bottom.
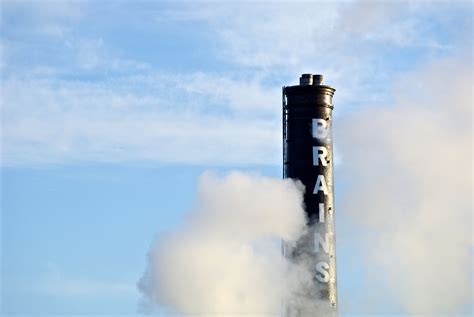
312, 118, 328, 139
313, 146, 328, 166
313, 175, 328, 195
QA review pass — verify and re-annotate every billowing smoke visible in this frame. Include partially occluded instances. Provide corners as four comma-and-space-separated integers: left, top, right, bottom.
336, 52, 472, 314
139, 52, 472, 315
138, 171, 312, 315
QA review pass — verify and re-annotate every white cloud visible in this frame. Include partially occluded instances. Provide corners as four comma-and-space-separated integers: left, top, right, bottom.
1, 0, 82, 38
1, 1, 471, 166
178, 1, 457, 69
34, 273, 135, 298
1, 74, 281, 165
16, 264, 136, 298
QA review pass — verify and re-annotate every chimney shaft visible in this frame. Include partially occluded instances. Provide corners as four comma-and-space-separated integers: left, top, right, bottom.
282, 74, 338, 316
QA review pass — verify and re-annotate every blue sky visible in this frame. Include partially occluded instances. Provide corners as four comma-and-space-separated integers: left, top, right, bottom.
1, 1, 472, 316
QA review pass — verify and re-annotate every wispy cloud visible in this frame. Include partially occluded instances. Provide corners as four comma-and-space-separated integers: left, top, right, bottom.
1, 74, 280, 165
1, 1, 471, 166
33, 273, 135, 298
10, 263, 136, 299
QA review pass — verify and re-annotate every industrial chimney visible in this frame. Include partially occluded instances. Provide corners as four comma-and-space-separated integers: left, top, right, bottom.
283, 74, 338, 316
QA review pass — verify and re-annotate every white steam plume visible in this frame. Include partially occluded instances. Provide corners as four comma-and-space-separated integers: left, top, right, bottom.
138, 171, 310, 315
139, 52, 472, 316
336, 51, 472, 315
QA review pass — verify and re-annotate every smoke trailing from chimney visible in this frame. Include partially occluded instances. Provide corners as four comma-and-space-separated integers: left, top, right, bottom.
336, 51, 472, 314
138, 171, 319, 315
138, 52, 472, 316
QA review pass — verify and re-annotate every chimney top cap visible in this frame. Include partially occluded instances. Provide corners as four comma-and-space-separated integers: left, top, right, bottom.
299, 74, 324, 86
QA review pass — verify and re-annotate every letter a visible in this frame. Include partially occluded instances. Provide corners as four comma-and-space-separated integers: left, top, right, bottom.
313, 175, 328, 195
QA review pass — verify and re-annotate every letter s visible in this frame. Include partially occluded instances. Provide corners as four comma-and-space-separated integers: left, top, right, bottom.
315, 261, 330, 283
